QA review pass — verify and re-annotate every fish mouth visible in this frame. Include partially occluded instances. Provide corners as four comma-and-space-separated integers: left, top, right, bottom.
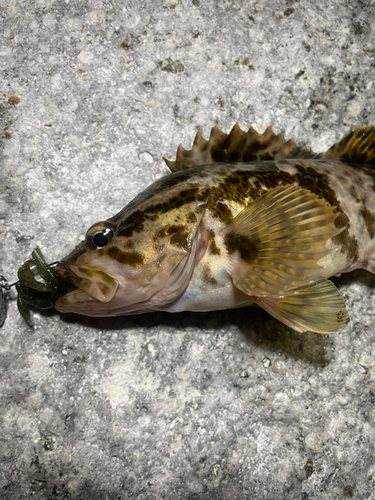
50, 262, 119, 312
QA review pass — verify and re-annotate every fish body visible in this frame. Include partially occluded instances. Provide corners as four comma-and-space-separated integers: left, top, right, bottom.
23, 125, 375, 333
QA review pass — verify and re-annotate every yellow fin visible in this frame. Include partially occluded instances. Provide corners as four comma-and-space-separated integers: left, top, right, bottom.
165, 124, 316, 171
323, 127, 375, 165
256, 278, 349, 333
226, 185, 343, 297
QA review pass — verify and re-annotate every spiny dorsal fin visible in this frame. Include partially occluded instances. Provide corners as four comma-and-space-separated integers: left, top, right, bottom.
256, 278, 349, 333
322, 127, 375, 165
164, 123, 316, 171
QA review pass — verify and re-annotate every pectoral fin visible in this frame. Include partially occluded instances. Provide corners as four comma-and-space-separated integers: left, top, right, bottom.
224, 184, 348, 333
256, 278, 349, 333
225, 184, 343, 297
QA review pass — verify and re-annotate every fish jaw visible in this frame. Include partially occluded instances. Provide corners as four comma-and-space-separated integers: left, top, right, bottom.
54, 254, 193, 317
53, 236, 200, 317
55, 265, 119, 310
52, 252, 121, 313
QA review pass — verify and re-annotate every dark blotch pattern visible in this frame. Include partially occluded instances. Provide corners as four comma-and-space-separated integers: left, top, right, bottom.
187, 211, 198, 223
117, 210, 145, 238
224, 232, 259, 263
155, 228, 166, 238
207, 165, 294, 223
293, 165, 359, 263
107, 247, 144, 267
210, 200, 233, 224
350, 185, 360, 203
115, 169, 207, 217
117, 188, 200, 237
202, 264, 218, 286
360, 207, 375, 239
360, 165, 375, 191
207, 229, 221, 255
166, 224, 190, 249
210, 165, 295, 206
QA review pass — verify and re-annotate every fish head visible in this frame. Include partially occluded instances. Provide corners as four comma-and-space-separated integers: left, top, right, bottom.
52, 193, 207, 316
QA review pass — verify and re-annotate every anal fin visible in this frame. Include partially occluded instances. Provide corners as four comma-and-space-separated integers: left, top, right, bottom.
256, 278, 349, 333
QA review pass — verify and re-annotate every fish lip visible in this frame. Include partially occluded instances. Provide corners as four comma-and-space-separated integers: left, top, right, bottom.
49, 262, 90, 305
50, 262, 82, 290
49, 241, 91, 293
51, 260, 120, 305
54, 288, 95, 313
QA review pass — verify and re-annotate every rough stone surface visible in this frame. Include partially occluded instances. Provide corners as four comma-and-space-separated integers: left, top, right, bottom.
1, 1, 375, 499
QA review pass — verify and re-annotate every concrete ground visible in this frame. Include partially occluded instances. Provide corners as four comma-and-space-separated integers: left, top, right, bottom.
1, 0, 375, 498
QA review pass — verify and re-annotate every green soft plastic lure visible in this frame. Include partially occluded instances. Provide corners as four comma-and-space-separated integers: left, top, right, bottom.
0, 248, 65, 326
16, 247, 65, 325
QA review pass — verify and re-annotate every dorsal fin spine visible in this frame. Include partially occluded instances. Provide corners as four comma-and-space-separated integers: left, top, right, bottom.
165, 124, 316, 172
322, 127, 375, 165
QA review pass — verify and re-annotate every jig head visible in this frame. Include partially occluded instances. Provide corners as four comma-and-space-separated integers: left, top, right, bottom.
1, 247, 66, 327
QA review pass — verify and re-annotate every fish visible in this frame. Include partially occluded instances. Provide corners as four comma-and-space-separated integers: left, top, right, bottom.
17, 124, 375, 333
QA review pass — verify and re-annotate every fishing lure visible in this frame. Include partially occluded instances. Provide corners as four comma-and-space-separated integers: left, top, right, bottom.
1, 248, 65, 327
4, 125, 375, 333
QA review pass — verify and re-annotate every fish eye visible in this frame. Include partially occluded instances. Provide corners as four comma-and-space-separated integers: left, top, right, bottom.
86, 221, 116, 250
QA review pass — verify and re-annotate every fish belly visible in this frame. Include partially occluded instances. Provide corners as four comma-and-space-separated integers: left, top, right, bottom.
160, 277, 254, 313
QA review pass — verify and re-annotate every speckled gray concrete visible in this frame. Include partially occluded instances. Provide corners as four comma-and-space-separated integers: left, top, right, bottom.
1, 1, 375, 499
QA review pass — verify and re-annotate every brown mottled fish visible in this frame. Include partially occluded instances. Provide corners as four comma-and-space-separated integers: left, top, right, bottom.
22, 125, 375, 332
